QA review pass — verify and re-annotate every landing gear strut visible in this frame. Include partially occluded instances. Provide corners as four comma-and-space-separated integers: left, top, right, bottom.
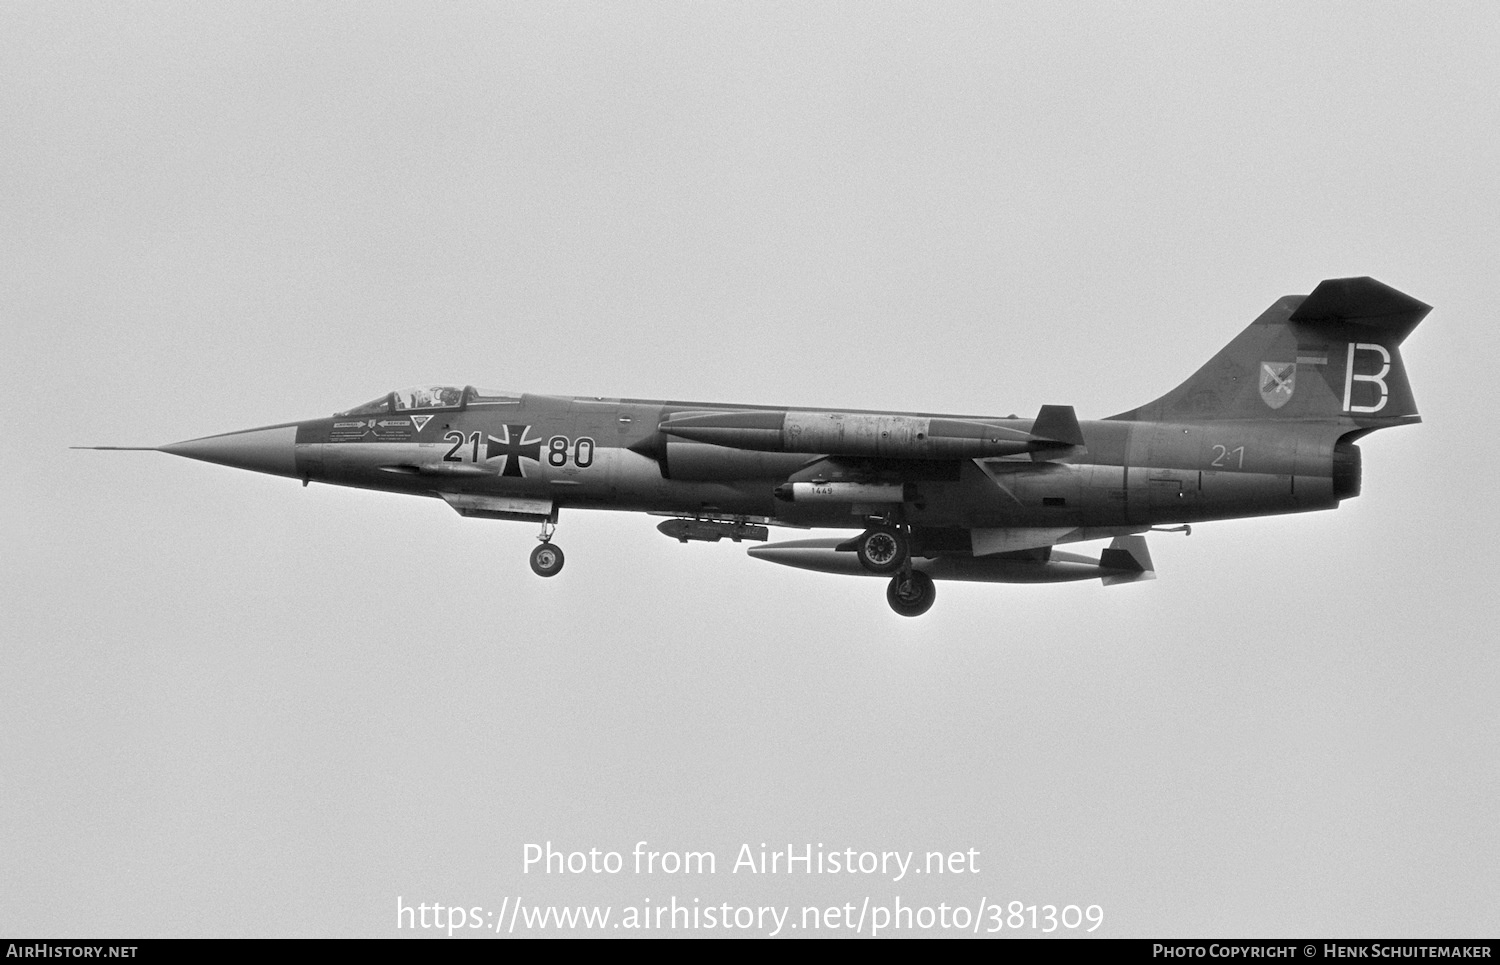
886, 570, 936, 617
529, 517, 564, 577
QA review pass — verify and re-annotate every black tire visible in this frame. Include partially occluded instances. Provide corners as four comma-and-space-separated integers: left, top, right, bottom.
529, 542, 565, 577
886, 571, 936, 617
856, 527, 907, 574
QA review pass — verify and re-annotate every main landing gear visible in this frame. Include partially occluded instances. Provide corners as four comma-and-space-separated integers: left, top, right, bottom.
529, 518, 565, 578
854, 524, 908, 574
886, 570, 936, 618
853, 519, 936, 616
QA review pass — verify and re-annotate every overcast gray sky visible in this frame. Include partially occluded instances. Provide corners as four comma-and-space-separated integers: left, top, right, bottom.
4, 2, 1497, 938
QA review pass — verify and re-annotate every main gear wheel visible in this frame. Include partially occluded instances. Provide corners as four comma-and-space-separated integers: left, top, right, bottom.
886, 570, 936, 617
855, 526, 908, 574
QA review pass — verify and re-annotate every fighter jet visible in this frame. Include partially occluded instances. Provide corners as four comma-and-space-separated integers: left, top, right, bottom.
80, 277, 1428, 616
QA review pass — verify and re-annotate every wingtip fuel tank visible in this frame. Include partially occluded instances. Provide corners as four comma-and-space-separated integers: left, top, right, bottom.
747, 535, 1155, 586
659, 407, 1084, 461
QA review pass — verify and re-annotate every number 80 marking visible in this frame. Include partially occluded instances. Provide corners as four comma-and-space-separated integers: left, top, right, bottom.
547, 435, 595, 469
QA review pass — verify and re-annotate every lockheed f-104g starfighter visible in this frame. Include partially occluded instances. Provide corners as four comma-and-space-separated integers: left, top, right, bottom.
81, 276, 1429, 616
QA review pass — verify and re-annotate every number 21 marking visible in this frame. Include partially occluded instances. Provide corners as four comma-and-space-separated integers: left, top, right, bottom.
1210, 444, 1244, 468
443, 431, 481, 462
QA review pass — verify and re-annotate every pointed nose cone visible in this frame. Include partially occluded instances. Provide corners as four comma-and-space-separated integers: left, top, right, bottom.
160, 424, 300, 478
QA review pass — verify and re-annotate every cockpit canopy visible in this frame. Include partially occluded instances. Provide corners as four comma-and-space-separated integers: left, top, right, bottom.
337, 386, 520, 416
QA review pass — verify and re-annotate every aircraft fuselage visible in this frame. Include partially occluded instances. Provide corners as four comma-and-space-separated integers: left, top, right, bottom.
274, 398, 1352, 534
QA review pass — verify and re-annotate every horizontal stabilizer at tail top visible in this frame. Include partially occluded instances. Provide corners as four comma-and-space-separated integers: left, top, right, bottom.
1100, 535, 1155, 585
1289, 277, 1432, 342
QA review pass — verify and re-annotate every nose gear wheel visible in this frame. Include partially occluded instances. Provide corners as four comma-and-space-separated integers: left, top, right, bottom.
530, 541, 565, 577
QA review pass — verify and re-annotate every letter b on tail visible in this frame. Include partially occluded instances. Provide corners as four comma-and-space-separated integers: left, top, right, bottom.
1343, 342, 1392, 414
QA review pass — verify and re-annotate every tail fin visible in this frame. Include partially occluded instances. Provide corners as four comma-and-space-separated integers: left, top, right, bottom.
1110, 277, 1431, 427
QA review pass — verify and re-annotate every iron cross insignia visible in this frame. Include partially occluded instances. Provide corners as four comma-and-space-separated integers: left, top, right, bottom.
487, 424, 544, 477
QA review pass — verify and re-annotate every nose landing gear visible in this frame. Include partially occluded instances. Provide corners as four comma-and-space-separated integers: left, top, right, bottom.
529, 518, 564, 577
